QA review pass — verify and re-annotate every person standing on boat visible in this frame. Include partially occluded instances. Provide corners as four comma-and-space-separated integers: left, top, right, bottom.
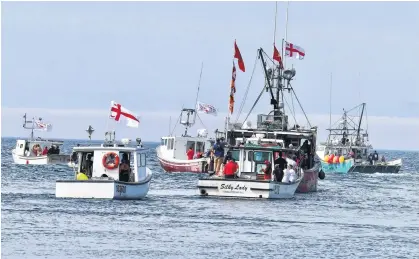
282, 164, 296, 183
186, 146, 194, 160
372, 151, 379, 165
260, 160, 272, 180
213, 138, 226, 174
223, 158, 238, 179
42, 146, 48, 156
274, 152, 287, 181
368, 153, 373, 165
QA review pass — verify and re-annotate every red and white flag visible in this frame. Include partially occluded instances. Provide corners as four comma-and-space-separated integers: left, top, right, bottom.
229, 62, 236, 114
109, 101, 140, 128
273, 45, 284, 69
285, 41, 305, 60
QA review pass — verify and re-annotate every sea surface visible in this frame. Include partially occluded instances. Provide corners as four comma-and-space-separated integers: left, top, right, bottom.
1, 137, 419, 259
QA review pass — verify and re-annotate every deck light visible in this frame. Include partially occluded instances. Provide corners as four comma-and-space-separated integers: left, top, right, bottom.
283, 68, 296, 81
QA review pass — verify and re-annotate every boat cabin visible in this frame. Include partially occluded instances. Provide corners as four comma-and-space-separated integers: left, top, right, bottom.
160, 136, 214, 160
228, 144, 300, 180
14, 138, 64, 157
72, 144, 147, 182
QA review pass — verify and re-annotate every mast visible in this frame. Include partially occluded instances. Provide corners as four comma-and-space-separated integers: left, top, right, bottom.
192, 62, 204, 124
356, 103, 366, 143
23, 113, 35, 140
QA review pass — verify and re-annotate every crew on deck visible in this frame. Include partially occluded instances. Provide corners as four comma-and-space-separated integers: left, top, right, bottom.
186, 146, 194, 160
223, 158, 238, 179
119, 153, 131, 182
260, 160, 272, 180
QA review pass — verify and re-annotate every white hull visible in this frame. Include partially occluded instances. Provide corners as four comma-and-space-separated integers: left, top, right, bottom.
12, 149, 70, 165
197, 170, 303, 199
56, 168, 153, 200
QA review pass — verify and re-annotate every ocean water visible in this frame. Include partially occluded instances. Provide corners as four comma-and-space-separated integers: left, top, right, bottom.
1, 137, 419, 259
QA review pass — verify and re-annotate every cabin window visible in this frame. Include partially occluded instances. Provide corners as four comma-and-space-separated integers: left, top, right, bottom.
196, 142, 205, 153
161, 138, 165, 145
231, 150, 240, 161
140, 153, 146, 167
168, 138, 174, 150
253, 151, 271, 163
186, 141, 196, 151
19, 144, 23, 148
247, 151, 254, 161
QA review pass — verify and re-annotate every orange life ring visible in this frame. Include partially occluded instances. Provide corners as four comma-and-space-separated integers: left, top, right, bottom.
102, 152, 120, 170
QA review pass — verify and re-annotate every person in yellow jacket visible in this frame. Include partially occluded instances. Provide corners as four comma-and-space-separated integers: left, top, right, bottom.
76, 171, 89, 180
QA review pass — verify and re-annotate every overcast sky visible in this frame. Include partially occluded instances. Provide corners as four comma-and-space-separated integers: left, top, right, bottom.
2, 1, 418, 150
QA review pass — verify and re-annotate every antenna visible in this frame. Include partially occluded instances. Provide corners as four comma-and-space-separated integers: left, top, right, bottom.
193, 62, 204, 124
329, 72, 332, 132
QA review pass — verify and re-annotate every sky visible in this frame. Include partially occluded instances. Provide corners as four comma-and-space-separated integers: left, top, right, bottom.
1, 1, 419, 150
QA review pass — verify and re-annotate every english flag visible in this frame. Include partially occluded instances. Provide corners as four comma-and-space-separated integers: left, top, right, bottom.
234, 40, 245, 72
109, 101, 140, 128
285, 41, 305, 60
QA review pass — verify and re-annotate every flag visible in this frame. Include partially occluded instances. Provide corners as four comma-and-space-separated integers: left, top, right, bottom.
234, 40, 245, 72
196, 101, 218, 116
34, 120, 52, 131
273, 45, 284, 69
285, 41, 305, 60
110, 101, 140, 128
229, 62, 236, 114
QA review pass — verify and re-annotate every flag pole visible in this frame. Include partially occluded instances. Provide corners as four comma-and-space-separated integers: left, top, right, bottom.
283, 0, 290, 70
193, 62, 204, 125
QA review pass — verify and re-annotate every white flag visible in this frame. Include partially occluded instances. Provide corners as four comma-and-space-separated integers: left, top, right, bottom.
109, 101, 140, 128
196, 101, 217, 116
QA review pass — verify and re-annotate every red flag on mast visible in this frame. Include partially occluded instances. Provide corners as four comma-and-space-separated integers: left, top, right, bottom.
273, 45, 284, 69
234, 40, 245, 72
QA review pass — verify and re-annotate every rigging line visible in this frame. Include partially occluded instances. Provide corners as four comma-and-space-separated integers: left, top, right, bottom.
241, 85, 266, 128
290, 88, 296, 125
235, 51, 259, 124
291, 88, 312, 128
282, 94, 298, 126
193, 62, 204, 108
196, 113, 206, 130
169, 113, 181, 136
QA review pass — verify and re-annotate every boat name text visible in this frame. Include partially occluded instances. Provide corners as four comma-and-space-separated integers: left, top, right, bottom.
219, 183, 248, 192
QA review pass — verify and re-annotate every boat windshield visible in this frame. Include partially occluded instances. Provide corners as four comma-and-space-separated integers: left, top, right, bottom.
230, 150, 240, 161
249, 151, 271, 162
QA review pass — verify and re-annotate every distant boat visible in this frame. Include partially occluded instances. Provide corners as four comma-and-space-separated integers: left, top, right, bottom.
11, 113, 70, 165
156, 108, 214, 173
317, 103, 402, 174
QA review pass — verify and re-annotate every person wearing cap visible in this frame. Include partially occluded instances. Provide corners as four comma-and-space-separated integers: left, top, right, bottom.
213, 138, 226, 175
223, 158, 238, 179
260, 160, 272, 180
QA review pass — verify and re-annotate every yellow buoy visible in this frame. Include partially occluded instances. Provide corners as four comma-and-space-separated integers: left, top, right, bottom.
324, 155, 329, 162
339, 156, 345, 163
76, 172, 88, 180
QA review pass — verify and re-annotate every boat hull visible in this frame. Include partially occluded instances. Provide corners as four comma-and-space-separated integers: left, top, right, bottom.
55, 169, 152, 200
320, 159, 402, 174
197, 177, 301, 199
320, 159, 355, 173
12, 149, 70, 165
296, 168, 318, 193
157, 156, 206, 173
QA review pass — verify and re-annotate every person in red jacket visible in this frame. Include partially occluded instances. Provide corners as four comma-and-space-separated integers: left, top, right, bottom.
42, 146, 48, 156
186, 147, 194, 160
224, 159, 238, 178
260, 160, 272, 180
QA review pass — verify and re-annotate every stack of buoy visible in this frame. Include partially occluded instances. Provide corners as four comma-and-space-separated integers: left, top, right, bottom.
324, 154, 345, 164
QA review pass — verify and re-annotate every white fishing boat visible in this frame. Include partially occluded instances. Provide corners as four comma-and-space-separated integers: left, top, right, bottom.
198, 143, 303, 199
11, 114, 70, 165
56, 130, 153, 200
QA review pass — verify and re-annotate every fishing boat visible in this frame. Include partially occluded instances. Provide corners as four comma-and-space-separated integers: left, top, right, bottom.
198, 143, 303, 199
202, 44, 324, 195
11, 114, 70, 165
156, 64, 218, 173
317, 103, 402, 173
57, 101, 152, 199
56, 131, 153, 200
156, 108, 214, 173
